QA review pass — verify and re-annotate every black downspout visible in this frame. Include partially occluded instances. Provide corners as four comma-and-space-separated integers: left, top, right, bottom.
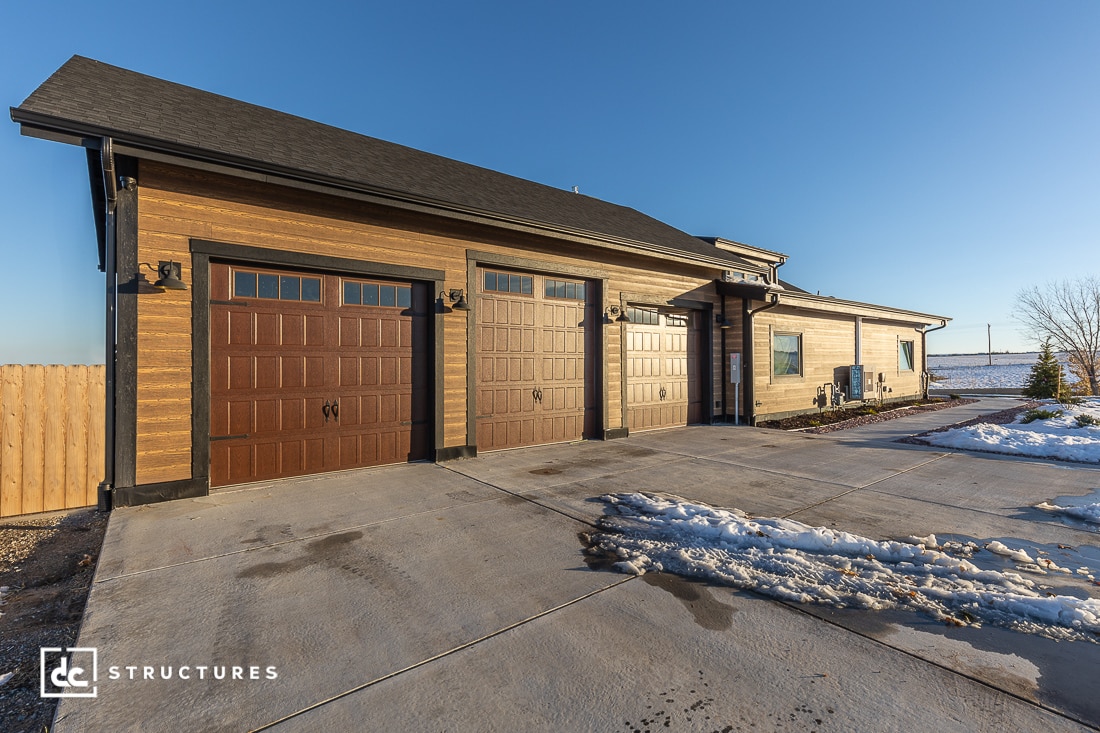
744, 293, 781, 426
97, 138, 117, 512
921, 320, 948, 399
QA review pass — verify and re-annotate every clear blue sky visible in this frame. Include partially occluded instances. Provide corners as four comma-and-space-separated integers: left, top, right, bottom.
3, 1, 1098, 362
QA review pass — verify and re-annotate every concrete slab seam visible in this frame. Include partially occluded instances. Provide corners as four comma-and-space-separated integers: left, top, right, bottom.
781, 453, 951, 520
247, 575, 638, 732
773, 597, 1100, 732
439, 463, 603, 529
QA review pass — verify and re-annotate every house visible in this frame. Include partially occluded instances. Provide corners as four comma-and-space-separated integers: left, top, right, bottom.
10, 57, 948, 509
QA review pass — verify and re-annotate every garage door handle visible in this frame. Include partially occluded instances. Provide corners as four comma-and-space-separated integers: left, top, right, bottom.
659, 387, 667, 401
331, 399, 339, 421
322, 400, 331, 422
532, 388, 543, 403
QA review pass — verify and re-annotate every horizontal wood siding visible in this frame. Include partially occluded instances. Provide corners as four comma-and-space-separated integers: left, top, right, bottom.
0, 365, 104, 517
753, 308, 856, 418
863, 321, 923, 398
136, 161, 724, 483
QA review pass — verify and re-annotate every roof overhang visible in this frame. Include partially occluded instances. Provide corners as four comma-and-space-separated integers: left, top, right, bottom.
12, 109, 755, 275
716, 279, 949, 326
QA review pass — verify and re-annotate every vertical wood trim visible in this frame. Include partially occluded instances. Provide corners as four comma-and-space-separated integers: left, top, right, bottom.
115, 177, 139, 488
465, 256, 478, 448
190, 249, 211, 486
433, 276, 447, 454
87, 367, 106, 507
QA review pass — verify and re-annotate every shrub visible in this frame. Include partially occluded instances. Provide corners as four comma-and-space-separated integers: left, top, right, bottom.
1076, 414, 1099, 428
1020, 408, 1064, 424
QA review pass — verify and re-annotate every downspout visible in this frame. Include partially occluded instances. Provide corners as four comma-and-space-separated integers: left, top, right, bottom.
744, 292, 781, 425
920, 320, 947, 399
97, 137, 118, 512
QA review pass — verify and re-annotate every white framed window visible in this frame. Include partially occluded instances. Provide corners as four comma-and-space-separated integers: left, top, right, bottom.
899, 340, 915, 371
773, 332, 802, 377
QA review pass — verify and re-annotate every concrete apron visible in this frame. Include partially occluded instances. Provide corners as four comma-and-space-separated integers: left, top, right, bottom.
55, 410, 1100, 732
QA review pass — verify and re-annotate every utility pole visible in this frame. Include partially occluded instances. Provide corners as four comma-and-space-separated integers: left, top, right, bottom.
987, 324, 992, 366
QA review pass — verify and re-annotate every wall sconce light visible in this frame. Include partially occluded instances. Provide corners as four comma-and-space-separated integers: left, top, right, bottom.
136, 261, 187, 292
715, 314, 733, 329
605, 305, 630, 323
439, 289, 470, 312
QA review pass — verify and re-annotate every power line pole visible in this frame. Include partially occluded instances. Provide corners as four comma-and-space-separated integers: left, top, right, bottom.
987, 323, 992, 366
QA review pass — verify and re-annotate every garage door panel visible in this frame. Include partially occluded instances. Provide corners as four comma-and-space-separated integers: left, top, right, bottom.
626, 310, 704, 433
209, 263, 431, 486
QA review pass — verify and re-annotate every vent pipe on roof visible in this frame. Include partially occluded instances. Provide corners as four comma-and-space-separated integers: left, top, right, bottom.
572, 186, 579, 194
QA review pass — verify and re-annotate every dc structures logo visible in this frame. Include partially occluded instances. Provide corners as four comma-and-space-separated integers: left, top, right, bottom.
40, 647, 98, 698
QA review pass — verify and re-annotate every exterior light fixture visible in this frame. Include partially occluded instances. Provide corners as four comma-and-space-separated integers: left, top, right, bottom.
716, 315, 733, 329
605, 305, 629, 323
137, 261, 187, 292
152, 259, 187, 288
440, 289, 470, 312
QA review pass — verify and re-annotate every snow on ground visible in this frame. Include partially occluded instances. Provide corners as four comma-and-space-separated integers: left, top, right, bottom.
928, 352, 1078, 390
922, 398, 1100, 463
1037, 494, 1100, 526
590, 492, 1100, 643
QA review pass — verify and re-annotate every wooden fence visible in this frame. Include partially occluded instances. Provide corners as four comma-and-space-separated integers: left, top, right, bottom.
0, 365, 105, 518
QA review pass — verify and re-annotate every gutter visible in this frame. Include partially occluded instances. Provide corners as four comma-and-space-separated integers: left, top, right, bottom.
97, 137, 117, 511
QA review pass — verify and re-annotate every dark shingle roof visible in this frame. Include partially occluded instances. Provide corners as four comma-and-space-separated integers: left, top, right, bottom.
13, 56, 748, 267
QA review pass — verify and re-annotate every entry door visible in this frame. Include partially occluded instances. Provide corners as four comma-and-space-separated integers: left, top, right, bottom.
208, 263, 431, 486
475, 269, 594, 450
625, 307, 704, 431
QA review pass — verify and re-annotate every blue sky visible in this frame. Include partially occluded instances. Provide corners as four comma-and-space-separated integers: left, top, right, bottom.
3, 1, 1098, 362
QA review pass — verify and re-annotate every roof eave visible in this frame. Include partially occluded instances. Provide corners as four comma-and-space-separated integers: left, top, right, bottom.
12, 108, 752, 274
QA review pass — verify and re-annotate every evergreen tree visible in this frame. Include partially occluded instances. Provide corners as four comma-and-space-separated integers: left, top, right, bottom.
1023, 341, 1070, 400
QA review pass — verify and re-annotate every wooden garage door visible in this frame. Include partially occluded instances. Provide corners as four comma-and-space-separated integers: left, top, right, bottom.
625, 307, 704, 432
476, 269, 595, 450
209, 263, 431, 486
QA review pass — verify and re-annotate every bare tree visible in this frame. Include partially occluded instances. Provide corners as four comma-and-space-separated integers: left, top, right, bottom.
1015, 277, 1100, 395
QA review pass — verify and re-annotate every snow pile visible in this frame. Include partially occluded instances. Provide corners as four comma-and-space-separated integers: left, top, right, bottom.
1037, 500, 1100, 526
590, 493, 1100, 643
922, 398, 1100, 463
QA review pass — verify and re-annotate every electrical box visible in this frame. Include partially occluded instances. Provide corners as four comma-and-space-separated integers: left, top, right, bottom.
848, 365, 864, 400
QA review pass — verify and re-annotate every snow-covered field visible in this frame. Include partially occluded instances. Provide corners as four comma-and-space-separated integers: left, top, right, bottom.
591, 492, 1100, 643
922, 398, 1100, 464
928, 352, 1078, 390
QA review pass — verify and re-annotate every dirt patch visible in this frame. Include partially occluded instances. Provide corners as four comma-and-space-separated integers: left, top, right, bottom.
757, 398, 978, 433
0, 508, 108, 733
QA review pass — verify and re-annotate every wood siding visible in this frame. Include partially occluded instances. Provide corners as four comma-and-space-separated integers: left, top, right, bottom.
135, 161, 725, 484
0, 365, 104, 517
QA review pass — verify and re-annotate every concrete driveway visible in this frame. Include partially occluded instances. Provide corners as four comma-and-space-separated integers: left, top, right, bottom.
55, 399, 1100, 732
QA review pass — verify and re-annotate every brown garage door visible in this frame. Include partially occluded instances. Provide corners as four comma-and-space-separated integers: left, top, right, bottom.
625, 307, 704, 432
475, 269, 594, 450
209, 263, 431, 486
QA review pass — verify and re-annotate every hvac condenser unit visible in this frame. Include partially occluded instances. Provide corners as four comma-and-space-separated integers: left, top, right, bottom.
848, 365, 876, 401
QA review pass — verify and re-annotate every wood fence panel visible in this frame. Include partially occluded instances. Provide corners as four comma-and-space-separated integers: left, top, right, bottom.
1, 368, 24, 517
0, 365, 105, 518
20, 365, 46, 514
42, 367, 67, 513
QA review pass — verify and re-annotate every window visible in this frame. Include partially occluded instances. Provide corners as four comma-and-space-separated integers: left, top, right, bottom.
484, 271, 533, 295
626, 306, 660, 325
773, 333, 801, 376
899, 340, 915, 371
544, 279, 586, 300
234, 271, 321, 302
665, 314, 689, 328
343, 280, 411, 308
